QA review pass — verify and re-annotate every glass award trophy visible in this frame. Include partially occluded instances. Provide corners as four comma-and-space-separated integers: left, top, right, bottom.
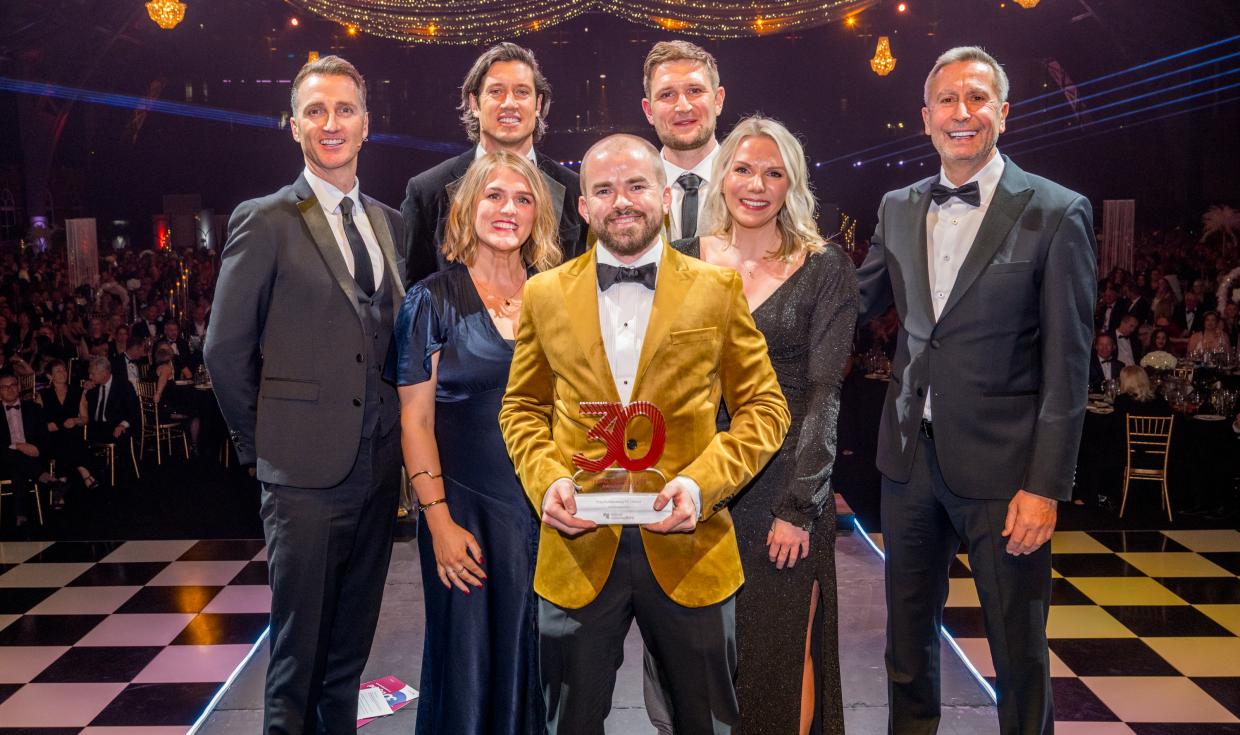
570, 401, 673, 525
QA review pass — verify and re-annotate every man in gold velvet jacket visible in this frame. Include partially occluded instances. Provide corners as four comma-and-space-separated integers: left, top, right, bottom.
499, 134, 789, 733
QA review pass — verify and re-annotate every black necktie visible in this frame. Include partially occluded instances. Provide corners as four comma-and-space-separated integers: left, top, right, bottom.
597, 262, 657, 291
338, 197, 376, 297
97, 384, 107, 422
677, 172, 702, 239
930, 181, 981, 207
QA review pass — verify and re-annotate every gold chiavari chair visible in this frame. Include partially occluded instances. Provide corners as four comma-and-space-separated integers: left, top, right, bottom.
0, 479, 45, 526
1120, 415, 1175, 522
135, 381, 189, 464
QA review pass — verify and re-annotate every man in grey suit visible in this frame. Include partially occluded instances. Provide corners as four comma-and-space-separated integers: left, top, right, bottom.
205, 55, 405, 734
857, 47, 1096, 735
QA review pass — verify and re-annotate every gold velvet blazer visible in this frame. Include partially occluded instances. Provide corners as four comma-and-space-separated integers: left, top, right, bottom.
499, 244, 790, 609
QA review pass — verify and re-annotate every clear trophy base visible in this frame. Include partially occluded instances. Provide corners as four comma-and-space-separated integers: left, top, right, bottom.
572, 468, 670, 525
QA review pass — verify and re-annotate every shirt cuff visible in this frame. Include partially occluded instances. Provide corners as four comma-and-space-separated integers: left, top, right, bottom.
673, 475, 702, 518
119, 421, 130, 429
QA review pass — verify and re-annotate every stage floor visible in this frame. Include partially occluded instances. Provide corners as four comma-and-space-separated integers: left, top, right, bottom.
3, 529, 1238, 733
198, 530, 998, 734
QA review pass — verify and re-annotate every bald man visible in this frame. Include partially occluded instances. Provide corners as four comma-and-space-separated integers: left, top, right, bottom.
500, 134, 788, 733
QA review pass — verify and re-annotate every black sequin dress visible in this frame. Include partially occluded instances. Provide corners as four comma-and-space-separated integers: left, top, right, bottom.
675, 238, 857, 735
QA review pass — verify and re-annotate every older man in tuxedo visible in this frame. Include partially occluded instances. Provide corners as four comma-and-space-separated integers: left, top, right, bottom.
858, 47, 1096, 734
401, 42, 587, 285
205, 55, 405, 734
500, 134, 788, 733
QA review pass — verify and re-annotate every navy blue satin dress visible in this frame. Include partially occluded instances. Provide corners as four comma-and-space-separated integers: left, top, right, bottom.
393, 264, 542, 735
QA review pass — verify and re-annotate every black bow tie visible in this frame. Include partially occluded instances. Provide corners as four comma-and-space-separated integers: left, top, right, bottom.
597, 262, 657, 291
4, 404, 19, 412
930, 181, 981, 207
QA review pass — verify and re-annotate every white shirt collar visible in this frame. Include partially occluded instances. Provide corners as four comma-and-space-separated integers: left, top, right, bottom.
596, 236, 664, 270
303, 166, 361, 215
475, 143, 538, 165
936, 149, 1005, 206
662, 143, 720, 186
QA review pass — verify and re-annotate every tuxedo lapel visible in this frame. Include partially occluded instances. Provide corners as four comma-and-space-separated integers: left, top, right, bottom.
633, 244, 691, 394
534, 151, 567, 225
938, 157, 1034, 322
362, 196, 405, 317
907, 180, 936, 324
294, 175, 365, 328
559, 250, 620, 403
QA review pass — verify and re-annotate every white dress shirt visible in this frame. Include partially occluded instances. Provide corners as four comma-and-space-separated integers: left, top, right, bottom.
302, 167, 385, 289
594, 239, 701, 515
1115, 335, 1137, 367
661, 143, 719, 241
474, 143, 538, 165
597, 240, 663, 405
924, 150, 1006, 420
5, 401, 25, 449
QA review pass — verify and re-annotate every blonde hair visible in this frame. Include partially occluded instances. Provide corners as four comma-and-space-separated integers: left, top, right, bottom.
441, 151, 562, 272
1119, 365, 1154, 401
697, 115, 825, 262
642, 40, 720, 98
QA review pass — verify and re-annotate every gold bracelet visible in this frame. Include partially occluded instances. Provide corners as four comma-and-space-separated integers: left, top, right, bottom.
409, 470, 442, 482
417, 498, 447, 512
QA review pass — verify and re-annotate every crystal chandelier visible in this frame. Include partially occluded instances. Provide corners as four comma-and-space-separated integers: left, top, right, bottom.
146, 0, 187, 30
1013, 0, 1040, 8
870, 36, 896, 76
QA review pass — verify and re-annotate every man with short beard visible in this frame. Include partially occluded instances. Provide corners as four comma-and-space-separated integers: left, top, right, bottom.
642, 40, 725, 241
499, 134, 788, 733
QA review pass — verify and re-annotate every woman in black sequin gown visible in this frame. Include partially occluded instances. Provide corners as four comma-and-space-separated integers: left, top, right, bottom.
393, 151, 562, 735
675, 116, 856, 735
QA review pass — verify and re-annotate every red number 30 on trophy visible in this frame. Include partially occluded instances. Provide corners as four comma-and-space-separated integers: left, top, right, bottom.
571, 401, 667, 474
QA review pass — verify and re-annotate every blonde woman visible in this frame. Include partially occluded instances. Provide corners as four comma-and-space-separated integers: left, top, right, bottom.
393, 150, 560, 734
675, 115, 855, 735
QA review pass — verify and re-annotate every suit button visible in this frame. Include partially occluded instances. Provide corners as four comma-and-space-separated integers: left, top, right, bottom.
916, 387, 925, 397
356, 354, 363, 363
626, 439, 638, 451
930, 339, 941, 349
353, 398, 362, 407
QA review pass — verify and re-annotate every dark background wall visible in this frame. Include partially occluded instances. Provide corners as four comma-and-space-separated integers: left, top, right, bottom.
1, 0, 1237, 247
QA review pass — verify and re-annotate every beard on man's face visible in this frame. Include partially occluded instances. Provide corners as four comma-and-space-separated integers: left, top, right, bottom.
596, 209, 663, 257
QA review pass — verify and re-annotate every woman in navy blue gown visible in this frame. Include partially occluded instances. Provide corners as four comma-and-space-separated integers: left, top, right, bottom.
393, 151, 562, 734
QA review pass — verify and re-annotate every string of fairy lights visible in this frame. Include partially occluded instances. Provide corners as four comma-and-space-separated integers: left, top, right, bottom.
282, 0, 880, 44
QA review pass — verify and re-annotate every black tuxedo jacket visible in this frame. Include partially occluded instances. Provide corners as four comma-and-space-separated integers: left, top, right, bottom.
110, 354, 148, 384
400, 148, 588, 285
1, 399, 49, 456
857, 156, 1097, 501
1097, 299, 1128, 334
1109, 330, 1145, 366
1124, 295, 1151, 325
1089, 355, 1123, 390
86, 377, 141, 433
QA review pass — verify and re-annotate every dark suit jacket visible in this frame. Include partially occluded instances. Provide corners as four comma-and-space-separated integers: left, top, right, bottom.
85, 377, 140, 434
1173, 304, 1201, 334
205, 174, 406, 488
1089, 355, 1123, 391
131, 319, 162, 341
1109, 330, 1144, 366
1097, 299, 1128, 334
1, 399, 49, 458
110, 353, 148, 384
1124, 295, 1151, 325
857, 156, 1098, 501
400, 148, 588, 285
